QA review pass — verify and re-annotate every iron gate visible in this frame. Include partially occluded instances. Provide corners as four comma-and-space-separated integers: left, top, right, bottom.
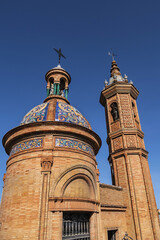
62, 212, 90, 240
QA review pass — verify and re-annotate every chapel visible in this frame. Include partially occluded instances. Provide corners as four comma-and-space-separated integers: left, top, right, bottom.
0, 55, 159, 240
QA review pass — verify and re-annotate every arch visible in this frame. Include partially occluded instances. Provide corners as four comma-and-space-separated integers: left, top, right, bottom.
49, 77, 54, 84
50, 165, 97, 200
62, 174, 94, 199
60, 77, 66, 90
110, 102, 119, 121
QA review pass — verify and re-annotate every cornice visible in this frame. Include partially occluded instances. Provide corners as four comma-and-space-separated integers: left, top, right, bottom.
3, 121, 101, 156
100, 82, 139, 106
99, 183, 123, 191
108, 148, 148, 160
107, 128, 144, 140
43, 95, 70, 104
45, 68, 71, 84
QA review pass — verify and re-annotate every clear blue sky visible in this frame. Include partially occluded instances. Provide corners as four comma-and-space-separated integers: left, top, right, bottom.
0, 0, 160, 208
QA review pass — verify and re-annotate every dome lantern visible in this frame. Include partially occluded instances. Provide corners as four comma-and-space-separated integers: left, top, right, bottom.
45, 65, 71, 99
45, 48, 71, 99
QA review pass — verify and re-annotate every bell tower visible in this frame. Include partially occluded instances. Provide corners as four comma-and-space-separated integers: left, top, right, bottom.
100, 60, 160, 240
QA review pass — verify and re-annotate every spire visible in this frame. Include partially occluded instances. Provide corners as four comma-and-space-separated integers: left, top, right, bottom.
110, 60, 121, 77
108, 60, 125, 84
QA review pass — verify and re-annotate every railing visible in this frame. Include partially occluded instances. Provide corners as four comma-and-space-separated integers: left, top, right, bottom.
62, 213, 90, 240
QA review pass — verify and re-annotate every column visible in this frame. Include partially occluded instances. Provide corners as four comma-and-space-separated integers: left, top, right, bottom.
38, 159, 53, 240
65, 88, 68, 99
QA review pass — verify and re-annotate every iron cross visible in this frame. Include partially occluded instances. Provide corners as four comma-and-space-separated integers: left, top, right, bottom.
53, 48, 66, 64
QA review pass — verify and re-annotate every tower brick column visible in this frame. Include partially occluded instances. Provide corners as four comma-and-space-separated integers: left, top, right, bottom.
100, 60, 160, 240
39, 158, 53, 240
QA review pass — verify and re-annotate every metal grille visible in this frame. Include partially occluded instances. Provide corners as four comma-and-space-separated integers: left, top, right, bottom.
62, 212, 90, 240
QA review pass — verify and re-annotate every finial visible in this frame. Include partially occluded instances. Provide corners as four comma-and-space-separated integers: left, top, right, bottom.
113, 74, 117, 80
53, 48, 66, 65
124, 74, 128, 80
108, 49, 117, 61
104, 79, 108, 86
110, 59, 121, 77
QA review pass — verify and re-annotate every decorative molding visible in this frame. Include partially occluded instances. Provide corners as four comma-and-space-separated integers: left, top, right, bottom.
137, 136, 141, 148
111, 121, 120, 132
41, 159, 53, 172
126, 135, 136, 148
137, 136, 145, 149
55, 138, 94, 156
100, 83, 139, 106
10, 138, 43, 155
119, 95, 134, 128
55, 101, 90, 129
113, 137, 123, 151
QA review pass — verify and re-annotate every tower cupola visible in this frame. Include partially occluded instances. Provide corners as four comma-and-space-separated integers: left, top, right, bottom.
45, 65, 71, 99
45, 48, 71, 99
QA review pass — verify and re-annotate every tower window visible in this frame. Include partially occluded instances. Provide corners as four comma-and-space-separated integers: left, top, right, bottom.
108, 230, 117, 240
132, 102, 136, 118
110, 102, 119, 121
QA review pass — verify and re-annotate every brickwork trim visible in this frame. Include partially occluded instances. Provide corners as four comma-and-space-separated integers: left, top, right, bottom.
39, 172, 50, 240
48, 197, 99, 212
41, 158, 53, 172
99, 183, 123, 191
100, 82, 139, 106
108, 148, 148, 160
50, 165, 97, 199
100, 204, 126, 212
3, 121, 101, 156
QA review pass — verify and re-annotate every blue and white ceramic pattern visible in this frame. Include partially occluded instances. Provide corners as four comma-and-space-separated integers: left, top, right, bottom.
20, 103, 49, 125
10, 138, 43, 155
55, 138, 94, 156
55, 101, 90, 128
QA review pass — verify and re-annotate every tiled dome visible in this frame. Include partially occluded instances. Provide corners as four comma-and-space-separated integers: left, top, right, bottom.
20, 100, 91, 129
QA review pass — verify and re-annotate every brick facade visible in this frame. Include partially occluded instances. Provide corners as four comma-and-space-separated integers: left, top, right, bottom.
0, 62, 159, 239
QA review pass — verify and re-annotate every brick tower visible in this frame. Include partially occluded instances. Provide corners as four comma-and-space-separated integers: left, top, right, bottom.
100, 60, 160, 239
0, 64, 101, 239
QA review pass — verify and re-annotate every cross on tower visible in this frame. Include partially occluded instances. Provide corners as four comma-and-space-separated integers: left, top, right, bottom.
53, 48, 66, 65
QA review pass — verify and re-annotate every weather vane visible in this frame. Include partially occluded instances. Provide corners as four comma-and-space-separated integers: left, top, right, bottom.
53, 48, 66, 65
108, 49, 117, 61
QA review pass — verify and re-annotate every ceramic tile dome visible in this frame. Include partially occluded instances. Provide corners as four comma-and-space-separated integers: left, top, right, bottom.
20, 100, 91, 129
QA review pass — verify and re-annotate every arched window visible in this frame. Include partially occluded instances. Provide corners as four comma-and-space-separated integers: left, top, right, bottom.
110, 102, 119, 121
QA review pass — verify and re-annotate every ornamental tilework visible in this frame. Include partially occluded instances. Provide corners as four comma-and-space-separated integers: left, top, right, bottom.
10, 138, 43, 155
55, 138, 94, 156
20, 103, 49, 125
55, 101, 90, 129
